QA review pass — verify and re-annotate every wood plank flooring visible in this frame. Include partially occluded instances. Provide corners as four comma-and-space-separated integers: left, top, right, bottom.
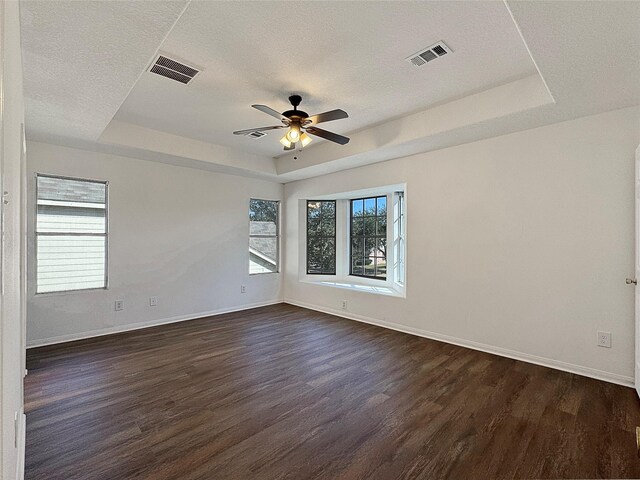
25, 303, 640, 479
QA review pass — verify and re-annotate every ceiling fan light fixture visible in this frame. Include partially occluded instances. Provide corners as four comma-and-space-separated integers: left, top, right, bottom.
300, 132, 312, 147
286, 124, 301, 142
279, 135, 292, 148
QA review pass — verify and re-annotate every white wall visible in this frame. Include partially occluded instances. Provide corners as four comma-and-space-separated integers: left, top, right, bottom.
284, 106, 640, 386
26, 141, 283, 346
1, 1, 26, 478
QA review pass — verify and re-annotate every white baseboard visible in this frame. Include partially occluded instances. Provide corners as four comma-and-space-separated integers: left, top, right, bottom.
27, 300, 283, 348
285, 298, 635, 388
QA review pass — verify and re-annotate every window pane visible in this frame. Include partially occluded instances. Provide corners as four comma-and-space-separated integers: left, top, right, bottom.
375, 257, 387, 278
249, 199, 277, 236
36, 235, 105, 293
306, 240, 323, 273
352, 199, 363, 216
350, 195, 387, 280
37, 204, 105, 234
249, 199, 277, 222
307, 217, 321, 236
364, 198, 376, 215
351, 238, 364, 258
306, 200, 336, 274
320, 216, 335, 236
363, 256, 375, 276
365, 237, 376, 256
37, 175, 105, 204
364, 217, 375, 236
377, 214, 387, 236
250, 199, 277, 233
351, 259, 364, 275
320, 238, 336, 274
322, 201, 335, 216
351, 217, 364, 237
307, 201, 322, 219
249, 237, 277, 274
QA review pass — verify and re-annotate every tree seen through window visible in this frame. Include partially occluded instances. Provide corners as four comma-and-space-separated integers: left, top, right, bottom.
306, 200, 336, 274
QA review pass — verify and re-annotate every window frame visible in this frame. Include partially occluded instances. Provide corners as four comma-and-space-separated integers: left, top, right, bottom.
248, 198, 280, 275
349, 195, 388, 281
35, 173, 109, 295
393, 191, 405, 286
299, 187, 406, 297
306, 200, 337, 275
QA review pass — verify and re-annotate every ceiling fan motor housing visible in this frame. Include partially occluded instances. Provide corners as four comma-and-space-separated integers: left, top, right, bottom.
283, 95, 308, 120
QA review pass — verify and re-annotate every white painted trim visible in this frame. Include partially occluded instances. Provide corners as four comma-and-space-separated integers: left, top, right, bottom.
503, 1, 556, 105
299, 279, 404, 298
27, 299, 282, 348
16, 410, 25, 480
285, 299, 634, 388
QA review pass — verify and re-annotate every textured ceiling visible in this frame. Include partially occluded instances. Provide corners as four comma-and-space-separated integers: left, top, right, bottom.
19, 0, 640, 182
112, 0, 536, 157
21, 0, 188, 143
506, 0, 640, 116
275, 0, 640, 179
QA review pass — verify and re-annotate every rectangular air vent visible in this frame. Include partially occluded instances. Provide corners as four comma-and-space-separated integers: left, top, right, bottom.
406, 41, 452, 67
149, 55, 199, 84
247, 131, 267, 139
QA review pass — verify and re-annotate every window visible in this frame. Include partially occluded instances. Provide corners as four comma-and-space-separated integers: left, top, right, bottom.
350, 196, 387, 279
301, 187, 405, 296
306, 200, 336, 274
36, 174, 108, 293
249, 199, 279, 274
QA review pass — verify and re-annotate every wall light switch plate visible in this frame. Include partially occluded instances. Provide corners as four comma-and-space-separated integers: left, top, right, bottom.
241, 285, 246, 294
149, 296, 158, 307
115, 300, 124, 311
597, 331, 611, 348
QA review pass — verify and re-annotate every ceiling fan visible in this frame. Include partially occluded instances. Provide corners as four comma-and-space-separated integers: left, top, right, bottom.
233, 95, 350, 151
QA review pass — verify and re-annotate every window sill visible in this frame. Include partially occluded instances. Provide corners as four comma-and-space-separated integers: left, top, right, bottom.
300, 278, 405, 298
34, 286, 108, 297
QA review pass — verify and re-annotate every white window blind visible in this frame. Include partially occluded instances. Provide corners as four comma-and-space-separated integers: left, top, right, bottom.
36, 175, 108, 293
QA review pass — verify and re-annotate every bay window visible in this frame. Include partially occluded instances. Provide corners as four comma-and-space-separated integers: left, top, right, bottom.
301, 187, 406, 296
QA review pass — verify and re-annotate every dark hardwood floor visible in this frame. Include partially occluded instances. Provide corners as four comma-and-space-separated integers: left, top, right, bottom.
25, 303, 640, 479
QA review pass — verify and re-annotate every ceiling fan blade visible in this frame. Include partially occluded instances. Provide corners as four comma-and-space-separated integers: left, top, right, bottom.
252, 104, 288, 122
233, 125, 285, 135
307, 109, 348, 125
306, 126, 350, 145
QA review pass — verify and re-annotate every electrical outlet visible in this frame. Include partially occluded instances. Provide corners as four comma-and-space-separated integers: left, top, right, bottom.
114, 300, 124, 311
597, 331, 611, 348
149, 296, 158, 307
342, 300, 348, 310
241, 285, 246, 294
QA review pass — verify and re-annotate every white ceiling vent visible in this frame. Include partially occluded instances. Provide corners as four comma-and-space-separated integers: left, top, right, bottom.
149, 55, 199, 84
246, 131, 267, 139
406, 41, 452, 67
